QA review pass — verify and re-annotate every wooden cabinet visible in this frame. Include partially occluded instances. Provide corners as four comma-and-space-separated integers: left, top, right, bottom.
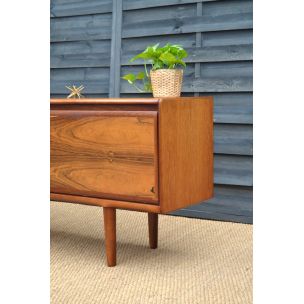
50, 97, 213, 266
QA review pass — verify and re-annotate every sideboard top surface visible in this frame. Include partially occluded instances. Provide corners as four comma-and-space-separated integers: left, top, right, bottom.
50, 97, 212, 106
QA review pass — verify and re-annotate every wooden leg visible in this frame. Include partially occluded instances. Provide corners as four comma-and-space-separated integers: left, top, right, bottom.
103, 207, 116, 267
148, 213, 158, 249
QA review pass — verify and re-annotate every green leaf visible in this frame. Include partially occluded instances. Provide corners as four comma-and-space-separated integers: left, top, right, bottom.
176, 59, 186, 68
130, 52, 152, 62
159, 52, 177, 65
167, 45, 178, 54
127, 43, 187, 77
146, 46, 158, 58
136, 71, 145, 80
144, 81, 152, 92
160, 43, 170, 53
151, 43, 160, 51
152, 60, 164, 70
177, 49, 188, 59
122, 73, 136, 84
171, 44, 183, 50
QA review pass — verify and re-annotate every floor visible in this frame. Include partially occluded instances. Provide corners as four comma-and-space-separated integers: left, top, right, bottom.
51, 202, 252, 304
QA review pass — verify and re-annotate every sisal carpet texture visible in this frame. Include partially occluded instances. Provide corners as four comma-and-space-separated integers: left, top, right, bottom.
51, 202, 252, 304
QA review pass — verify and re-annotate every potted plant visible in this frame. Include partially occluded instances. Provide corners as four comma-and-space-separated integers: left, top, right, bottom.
122, 43, 188, 97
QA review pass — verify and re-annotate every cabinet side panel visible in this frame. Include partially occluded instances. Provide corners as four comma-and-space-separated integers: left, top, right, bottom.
159, 97, 214, 213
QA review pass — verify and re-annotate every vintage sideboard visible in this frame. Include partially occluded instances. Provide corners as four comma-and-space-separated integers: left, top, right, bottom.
50, 97, 213, 266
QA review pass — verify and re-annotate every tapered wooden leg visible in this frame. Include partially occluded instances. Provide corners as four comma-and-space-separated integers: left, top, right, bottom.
148, 213, 158, 249
103, 207, 116, 267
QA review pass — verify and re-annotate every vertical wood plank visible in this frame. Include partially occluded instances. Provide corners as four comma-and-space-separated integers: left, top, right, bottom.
109, 0, 123, 97
194, 2, 203, 97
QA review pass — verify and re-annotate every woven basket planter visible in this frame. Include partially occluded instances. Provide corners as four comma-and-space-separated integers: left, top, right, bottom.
150, 69, 183, 97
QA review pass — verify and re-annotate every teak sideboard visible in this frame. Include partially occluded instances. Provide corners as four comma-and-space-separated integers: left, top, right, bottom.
50, 97, 213, 266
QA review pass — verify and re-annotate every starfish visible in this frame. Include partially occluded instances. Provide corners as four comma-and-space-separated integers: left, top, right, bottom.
65, 85, 84, 98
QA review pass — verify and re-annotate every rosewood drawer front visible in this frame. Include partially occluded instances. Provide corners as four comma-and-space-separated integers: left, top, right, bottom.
50, 110, 158, 203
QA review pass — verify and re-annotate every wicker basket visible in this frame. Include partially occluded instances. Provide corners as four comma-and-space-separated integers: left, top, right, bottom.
150, 69, 183, 97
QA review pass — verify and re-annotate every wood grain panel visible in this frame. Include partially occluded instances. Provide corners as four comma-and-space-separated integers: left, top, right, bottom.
158, 97, 214, 213
123, 0, 206, 11
123, 0, 250, 11
51, 0, 112, 18
51, 110, 159, 203
50, 67, 110, 94
214, 154, 252, 186
50, 14, 112, 42
172, 184, 252, 223
120, 76, 252, 93
121, 45, 252, 67
214, 124, 252, 155
122, 13, 253, 38
209, 92, 253, 124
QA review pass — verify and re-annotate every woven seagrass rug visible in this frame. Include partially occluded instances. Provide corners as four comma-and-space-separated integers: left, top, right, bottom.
51, 201, 252, 304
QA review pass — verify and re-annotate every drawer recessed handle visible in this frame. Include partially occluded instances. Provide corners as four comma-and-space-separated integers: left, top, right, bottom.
107, 151, 115, 163
150, 186, 155, 194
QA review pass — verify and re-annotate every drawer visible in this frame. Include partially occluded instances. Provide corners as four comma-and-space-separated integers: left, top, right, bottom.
50, 110, 159, 203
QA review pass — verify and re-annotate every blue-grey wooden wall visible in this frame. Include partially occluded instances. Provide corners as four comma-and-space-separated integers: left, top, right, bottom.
51, 0, 253, 224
